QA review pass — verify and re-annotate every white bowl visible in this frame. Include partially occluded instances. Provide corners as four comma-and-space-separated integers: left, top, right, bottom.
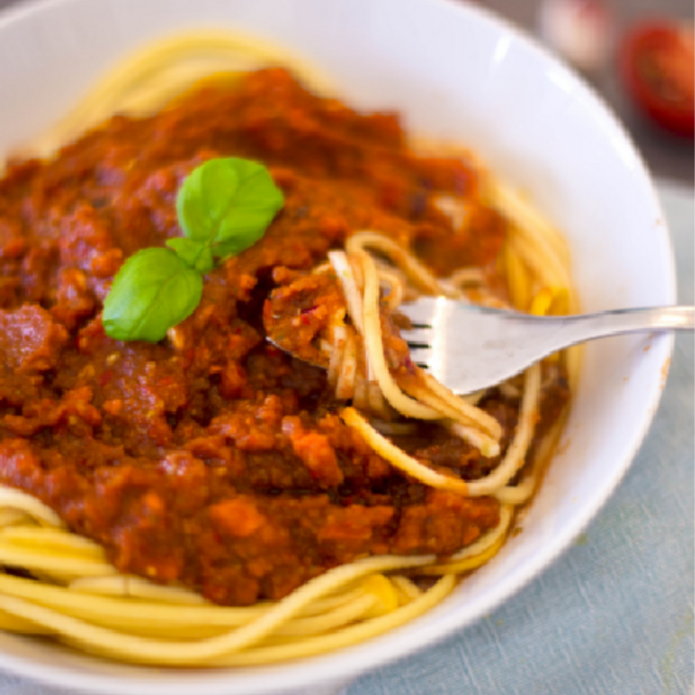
0, 1, 676, 694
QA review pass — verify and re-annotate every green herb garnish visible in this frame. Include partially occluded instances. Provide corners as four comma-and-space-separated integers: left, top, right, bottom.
101, 249, 203, 342
102, 158, 284, 342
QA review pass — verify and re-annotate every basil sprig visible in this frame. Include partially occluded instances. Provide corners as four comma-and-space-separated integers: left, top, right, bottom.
102, 158, 284, 342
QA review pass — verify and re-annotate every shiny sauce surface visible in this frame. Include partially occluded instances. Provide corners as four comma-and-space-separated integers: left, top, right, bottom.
0, 70, 566, 604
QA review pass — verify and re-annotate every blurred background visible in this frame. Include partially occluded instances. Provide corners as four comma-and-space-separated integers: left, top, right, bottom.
480, 0, 694, 185
0, 0, 693, 184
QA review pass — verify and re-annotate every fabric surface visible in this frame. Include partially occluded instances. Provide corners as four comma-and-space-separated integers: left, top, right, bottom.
347, 181, 695, 695
0, 183, 690, 695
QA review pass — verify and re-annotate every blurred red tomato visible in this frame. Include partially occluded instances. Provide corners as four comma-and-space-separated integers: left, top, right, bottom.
620, 21, 694, 137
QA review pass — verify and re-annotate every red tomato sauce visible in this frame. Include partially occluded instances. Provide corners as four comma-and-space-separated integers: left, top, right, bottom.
0, 69, 568, 605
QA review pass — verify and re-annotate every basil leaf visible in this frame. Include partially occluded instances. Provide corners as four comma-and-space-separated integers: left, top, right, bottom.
166, 237, 214, 274
103, 157, 284, 343
176, 157, 284, 257
103, 248, 202, 342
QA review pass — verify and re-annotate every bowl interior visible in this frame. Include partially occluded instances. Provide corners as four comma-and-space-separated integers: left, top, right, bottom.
0, 0, 675, 693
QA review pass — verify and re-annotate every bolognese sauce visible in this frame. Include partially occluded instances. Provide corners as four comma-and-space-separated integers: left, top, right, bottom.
0, 69, 568, 606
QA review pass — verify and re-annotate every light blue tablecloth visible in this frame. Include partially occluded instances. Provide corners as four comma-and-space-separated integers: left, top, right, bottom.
0, 184, 691, 695
347, 182, 695, 695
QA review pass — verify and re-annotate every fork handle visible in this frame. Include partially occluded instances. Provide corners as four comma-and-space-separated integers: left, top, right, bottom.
549, 306, 694, 350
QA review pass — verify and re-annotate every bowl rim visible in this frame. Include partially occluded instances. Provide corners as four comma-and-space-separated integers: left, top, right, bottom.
0, 0, 677, 693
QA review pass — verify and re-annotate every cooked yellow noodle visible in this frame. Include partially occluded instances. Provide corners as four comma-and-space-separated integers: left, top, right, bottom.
69, 575, 208, 604
342, 407, 468, 494
447, 421, 501, 459
420, 534, 507, 576
358, 250, 443, 420
0, 509, 32, 529
490, 181, 572, 270
1, 526, 104, 557
466, 364, 541, 497
0, 554, 435, 666
494, 476, 538, 505
346, 232, 461, 298
390, 575, 423, 603
417, 371, 502, 438
214, 576, 455, 666
0, 488, 63, 527
504, 241, 532, 310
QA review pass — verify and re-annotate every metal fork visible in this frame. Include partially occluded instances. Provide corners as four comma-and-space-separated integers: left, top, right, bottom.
399, 299, 695, 395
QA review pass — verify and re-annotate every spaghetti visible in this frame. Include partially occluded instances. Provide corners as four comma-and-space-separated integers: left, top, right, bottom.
0, 32, 576, 665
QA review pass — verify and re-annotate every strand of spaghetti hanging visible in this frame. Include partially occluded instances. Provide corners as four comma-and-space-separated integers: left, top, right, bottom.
326, 232, 502, 451
102, 157, 284, 342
